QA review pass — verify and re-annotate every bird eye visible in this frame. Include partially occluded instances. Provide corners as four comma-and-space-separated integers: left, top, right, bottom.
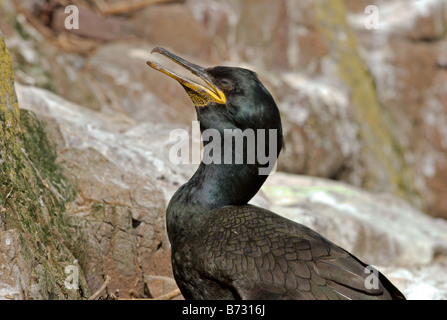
219, 79, 233, 90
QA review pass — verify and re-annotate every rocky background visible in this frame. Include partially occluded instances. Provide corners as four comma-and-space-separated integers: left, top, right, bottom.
1, 0, 447, 299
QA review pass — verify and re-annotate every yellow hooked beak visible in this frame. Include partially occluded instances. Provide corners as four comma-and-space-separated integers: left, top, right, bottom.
147, 47, 226, 107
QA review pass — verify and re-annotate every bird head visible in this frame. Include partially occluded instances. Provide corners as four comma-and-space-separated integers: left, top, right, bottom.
147, 47, 282, 135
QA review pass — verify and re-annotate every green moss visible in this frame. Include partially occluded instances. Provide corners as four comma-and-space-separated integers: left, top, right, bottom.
314, 0, 420, 207
12, 16, 32, 41
0, 35, 89, 299
0, 34, 20, 134
91, 202, 105, 214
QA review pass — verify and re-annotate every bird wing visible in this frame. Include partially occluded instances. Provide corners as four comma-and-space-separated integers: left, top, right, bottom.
198, 205, 397, 300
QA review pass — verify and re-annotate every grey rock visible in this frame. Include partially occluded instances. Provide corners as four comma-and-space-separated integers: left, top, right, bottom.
16, 84, 181, 298
380, 258, 447, 300
0, 230, 29, 300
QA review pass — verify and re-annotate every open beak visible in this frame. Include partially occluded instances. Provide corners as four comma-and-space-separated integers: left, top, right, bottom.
146, 47, 226, 107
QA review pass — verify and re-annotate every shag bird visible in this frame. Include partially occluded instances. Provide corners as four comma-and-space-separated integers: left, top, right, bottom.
146, 47, 405, 300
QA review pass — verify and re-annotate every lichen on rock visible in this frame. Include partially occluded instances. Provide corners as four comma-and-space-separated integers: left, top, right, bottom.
0, 33, 89, 300
314, 0, 421, 207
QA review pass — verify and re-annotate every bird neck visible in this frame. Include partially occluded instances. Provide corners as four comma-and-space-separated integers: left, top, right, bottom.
166, 161, 268, 245
194, 161, 268, 207
186, 122, 282, 207
166, 133, 279, 245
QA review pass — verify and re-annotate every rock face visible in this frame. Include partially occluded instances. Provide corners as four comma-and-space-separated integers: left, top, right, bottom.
381, 258, 447, 300
85, 42, 196, 126
1, 34, 89, 299
62, 148, 171, 298
15, 84, 188, 298
347, 0, 447, 219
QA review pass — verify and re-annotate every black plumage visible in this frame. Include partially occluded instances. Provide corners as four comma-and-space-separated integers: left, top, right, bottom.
147, 47, 405, 300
